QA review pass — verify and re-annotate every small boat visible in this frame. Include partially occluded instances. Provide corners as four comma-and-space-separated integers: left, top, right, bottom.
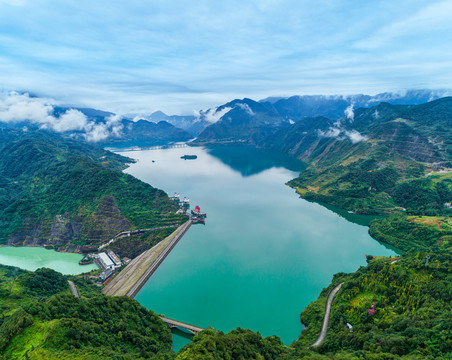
171, 193, 180, 202
182, 197, 190, 207
181, 154, 197, 160
191, 205, 206, 218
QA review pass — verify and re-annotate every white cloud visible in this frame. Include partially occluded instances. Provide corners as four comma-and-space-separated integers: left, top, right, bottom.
0, 91, 123, 142
195, 106, 232, 123
317, 127, 341, 138
49, 109, 88, 132
0, 1, 452, 113
236, 103, 255, 115
354, 1, 452, 50
344, 130, 368, 144
344, 104, 354, 122
318, 125, 367, 144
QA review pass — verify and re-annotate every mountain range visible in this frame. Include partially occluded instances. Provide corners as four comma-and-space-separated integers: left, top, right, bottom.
1, 89, 449, 147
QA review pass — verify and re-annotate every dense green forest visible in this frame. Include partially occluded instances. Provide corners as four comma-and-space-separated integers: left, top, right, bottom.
0, 129, 187, 258
0, 265, 174, 359
279, 98, 452, 215
369, 215, 452, 252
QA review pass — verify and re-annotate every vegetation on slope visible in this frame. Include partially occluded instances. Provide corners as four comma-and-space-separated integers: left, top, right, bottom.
175, 99, 452, 359
272, 98, 452, 215
369, 215, 452, 253
0, 129, 187, 257
0, 265, 173, 359
176, 251, 451, 360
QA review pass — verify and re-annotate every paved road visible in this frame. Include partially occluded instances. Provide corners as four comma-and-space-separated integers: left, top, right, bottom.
98, 225, 179, 251
68, 280, 79, 298
310, 282, 344, 347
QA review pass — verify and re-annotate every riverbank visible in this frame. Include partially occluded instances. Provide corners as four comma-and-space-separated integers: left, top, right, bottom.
103, 220, 192, 297
0, 246, 98, 275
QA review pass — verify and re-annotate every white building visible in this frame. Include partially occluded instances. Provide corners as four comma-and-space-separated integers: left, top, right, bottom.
98, 252, 115, 270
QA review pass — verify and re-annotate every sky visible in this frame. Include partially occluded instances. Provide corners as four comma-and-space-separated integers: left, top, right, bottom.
0, 0, 451, 114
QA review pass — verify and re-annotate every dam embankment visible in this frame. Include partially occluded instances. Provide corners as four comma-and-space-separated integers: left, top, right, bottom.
102, 220, 192, 297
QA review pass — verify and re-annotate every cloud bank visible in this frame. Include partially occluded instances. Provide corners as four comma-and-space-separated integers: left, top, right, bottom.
194, 106, 232, 123
1, 1, 451, 113
0, 92, 123, 141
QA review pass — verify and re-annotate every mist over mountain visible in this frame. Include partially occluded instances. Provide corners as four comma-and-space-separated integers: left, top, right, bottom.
194, 98, 289, 145
188, 89, 452, 145
1, 89, 450, 148
0, 92, 192, 146
260, 89, 452, 121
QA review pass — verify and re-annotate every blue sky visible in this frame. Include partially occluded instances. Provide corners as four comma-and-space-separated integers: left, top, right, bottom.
0, 0, 451, 114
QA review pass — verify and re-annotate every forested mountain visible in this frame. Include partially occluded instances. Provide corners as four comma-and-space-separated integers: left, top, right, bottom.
0, 265, 174, 359
102, 119, 193, 148
0, 103, 193, 147
186, 90, 449, 146
177, 252, 451, 360
0, 129, 187, 257
262, 97, 452, 215
53, 107, 194, 146
1, 94, 451, 359
195, 98, 289, 145
147, 111, 208, 137
260, 89, 450, 121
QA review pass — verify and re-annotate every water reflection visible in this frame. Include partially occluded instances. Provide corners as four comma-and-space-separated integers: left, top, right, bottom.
206, 146, 306, 177
126, 146, 398, 350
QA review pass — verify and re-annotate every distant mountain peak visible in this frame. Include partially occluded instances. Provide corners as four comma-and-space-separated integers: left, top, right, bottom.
149, 110, 169, 121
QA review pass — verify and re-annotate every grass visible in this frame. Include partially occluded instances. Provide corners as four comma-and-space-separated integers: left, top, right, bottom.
3, 320, 59, 359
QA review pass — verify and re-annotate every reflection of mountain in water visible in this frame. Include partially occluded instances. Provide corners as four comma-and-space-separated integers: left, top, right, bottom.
206, 146, 306, 177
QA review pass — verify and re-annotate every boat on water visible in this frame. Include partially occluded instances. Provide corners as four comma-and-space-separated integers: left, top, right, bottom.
181, 154, 197, 160
191, 205, 206, 218
171, 192, 180, 202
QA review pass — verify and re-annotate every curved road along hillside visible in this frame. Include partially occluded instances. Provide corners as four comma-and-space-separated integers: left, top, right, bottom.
310, 282, 344, 347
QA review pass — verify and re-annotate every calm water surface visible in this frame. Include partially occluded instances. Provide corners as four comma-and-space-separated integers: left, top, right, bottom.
0, 246, 97, 274
122, 146, 397, 350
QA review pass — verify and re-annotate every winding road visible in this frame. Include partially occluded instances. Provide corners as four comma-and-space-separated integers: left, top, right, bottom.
309, 282, 344, 347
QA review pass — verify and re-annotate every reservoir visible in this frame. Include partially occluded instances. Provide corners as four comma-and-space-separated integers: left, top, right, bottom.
123, 146, 398, 350
0, 246, 98, 275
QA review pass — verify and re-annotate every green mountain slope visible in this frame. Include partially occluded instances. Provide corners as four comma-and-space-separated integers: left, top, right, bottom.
266, 98, 452, 215
0, 129, 187, 257
195, 98, 289, 145
0, 265, 173, 359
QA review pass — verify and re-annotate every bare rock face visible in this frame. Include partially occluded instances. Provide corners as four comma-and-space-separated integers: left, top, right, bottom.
50, 214, 83, 243
81, 195, 132, 246
7, 195, 132, 250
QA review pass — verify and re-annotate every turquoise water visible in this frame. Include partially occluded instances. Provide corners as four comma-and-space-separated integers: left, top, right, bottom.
122, 146, 398, 351
0, 246, 98, 275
